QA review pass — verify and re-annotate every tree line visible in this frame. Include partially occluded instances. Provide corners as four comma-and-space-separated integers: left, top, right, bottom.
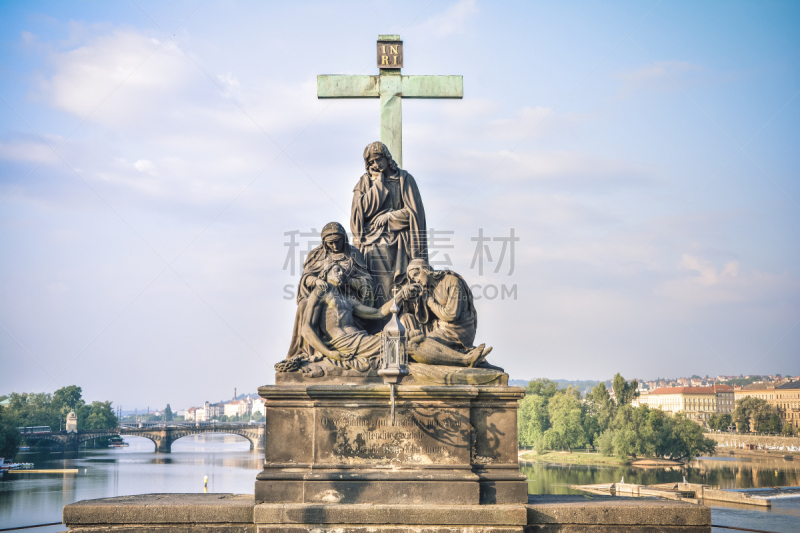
0, 385, 119, 459
518, 374, 717, 462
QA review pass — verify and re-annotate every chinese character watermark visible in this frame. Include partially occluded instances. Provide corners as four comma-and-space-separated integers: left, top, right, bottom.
470, 228, 518, 276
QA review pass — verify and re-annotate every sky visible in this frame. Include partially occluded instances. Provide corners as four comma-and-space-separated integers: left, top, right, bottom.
1, 0, 798, 410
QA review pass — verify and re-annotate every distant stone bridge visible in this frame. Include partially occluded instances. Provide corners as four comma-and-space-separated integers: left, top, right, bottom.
23, 423, 266, 453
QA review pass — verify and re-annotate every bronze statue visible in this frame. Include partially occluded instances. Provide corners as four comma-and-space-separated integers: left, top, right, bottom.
351, 142, 427, 308
284, 222, 374, 359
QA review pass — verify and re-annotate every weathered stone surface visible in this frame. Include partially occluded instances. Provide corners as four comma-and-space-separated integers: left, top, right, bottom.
65, 524, 253, 533
253, 503, 527, 525
63, 494, 711, 533
63, 494, 255, 524
258, 524, 523, 533
523, 524, 711, 533
526, 495, 711, 525
256, 384, 526, 504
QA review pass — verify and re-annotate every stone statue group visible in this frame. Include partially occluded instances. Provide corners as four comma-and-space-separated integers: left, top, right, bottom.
276, 142, 497, 378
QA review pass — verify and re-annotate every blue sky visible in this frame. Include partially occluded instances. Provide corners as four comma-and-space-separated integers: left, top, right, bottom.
1, 0, 798, 408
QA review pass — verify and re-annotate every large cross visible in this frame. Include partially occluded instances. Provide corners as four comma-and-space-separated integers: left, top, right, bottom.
317, 35, 463, 168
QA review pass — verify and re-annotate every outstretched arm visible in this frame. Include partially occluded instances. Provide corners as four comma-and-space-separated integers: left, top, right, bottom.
352, 299, 394, 320
301, 290, 339, 359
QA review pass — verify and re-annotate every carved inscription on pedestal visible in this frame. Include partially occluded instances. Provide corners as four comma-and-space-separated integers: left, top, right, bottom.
315, 407, 471, 465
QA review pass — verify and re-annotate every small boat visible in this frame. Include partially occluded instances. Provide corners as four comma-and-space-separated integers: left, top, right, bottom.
0, 459, 34, 471
108, 436, 129, 448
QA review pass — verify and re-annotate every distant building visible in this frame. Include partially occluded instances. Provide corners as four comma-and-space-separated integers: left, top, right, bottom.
185, 407, 197, 422
735, 382, 776, 403
739, 380, 800, 431
202, 401, 224, 421
714, 384, 734, 415
641, 386, 732, 426
775, 381, 800, 430
252, 397, 266, 417
224, 399, 251, 418
631, 390, 649, 407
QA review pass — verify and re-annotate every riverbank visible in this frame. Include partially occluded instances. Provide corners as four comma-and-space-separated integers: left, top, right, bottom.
519, 451, 684, 467
519, 451, 629, 466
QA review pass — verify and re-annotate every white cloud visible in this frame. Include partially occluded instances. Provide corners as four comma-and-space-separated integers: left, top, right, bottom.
470, 149, 656, 190
0, 140, 54, 163
134, 159, 157, 175
38, 30, 192, 120
489, 106, 591, 143
655, 254, 796, 305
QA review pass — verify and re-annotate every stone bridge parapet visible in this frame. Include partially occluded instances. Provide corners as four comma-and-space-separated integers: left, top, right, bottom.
25, 424, 265, 453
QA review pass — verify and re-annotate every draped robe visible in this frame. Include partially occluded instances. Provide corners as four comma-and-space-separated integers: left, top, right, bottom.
350, 169, 427, 307
285, 243, 372, 359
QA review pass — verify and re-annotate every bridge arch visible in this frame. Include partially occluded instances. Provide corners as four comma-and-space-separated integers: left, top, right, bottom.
19, 434, 67, 448
117, 425, 265, 453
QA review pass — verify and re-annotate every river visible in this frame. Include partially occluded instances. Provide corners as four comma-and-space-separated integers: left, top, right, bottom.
1, 435, 798, 532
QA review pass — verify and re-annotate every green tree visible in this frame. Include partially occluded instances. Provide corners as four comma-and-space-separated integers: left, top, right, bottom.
518, 394, 549, 448
0, 405, 22, 460
665, 414, 716, 461
526, 378, 559, 398
81, 401, 118, 430
5, 392, 59, 432
708, 413, 732, 431
612, 373, 639, 406
596, 429, 614, 456
52, 386, 84, 414
543, 389, 587, 452
763, 413, 782, 434
609, 405, 655, 459
584, 383, 615, 444
734, 397, 779, 432
165, 404, 173, 421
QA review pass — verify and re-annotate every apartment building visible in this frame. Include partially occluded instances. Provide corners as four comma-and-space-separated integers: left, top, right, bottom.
638, 385, 733, 425
775, 381, 800, 430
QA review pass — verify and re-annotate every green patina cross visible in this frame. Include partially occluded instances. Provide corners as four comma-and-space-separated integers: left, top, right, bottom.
317, 35, 463, 168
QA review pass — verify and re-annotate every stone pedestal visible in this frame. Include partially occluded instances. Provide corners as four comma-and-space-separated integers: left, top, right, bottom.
255, 384, 528, 505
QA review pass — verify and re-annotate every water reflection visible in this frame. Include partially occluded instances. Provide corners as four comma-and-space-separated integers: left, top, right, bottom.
520, 453, 800, 533
0, 434, 261, 532
520, 454, 800, 495
1, 439, 798, 533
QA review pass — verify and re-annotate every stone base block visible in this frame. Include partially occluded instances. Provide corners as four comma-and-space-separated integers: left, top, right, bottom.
62, 494, 712, 533
480, 480, 529, 504
255, 480, 479, 505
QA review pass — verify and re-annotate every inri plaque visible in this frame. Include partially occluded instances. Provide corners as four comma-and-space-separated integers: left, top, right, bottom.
377, 38, 403, 69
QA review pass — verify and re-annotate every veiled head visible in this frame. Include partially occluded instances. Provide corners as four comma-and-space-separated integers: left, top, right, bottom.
321, 222, 348, 253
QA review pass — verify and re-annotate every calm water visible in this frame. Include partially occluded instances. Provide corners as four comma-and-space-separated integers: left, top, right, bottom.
520, 453, 800, 533
1, 436, 798, 532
